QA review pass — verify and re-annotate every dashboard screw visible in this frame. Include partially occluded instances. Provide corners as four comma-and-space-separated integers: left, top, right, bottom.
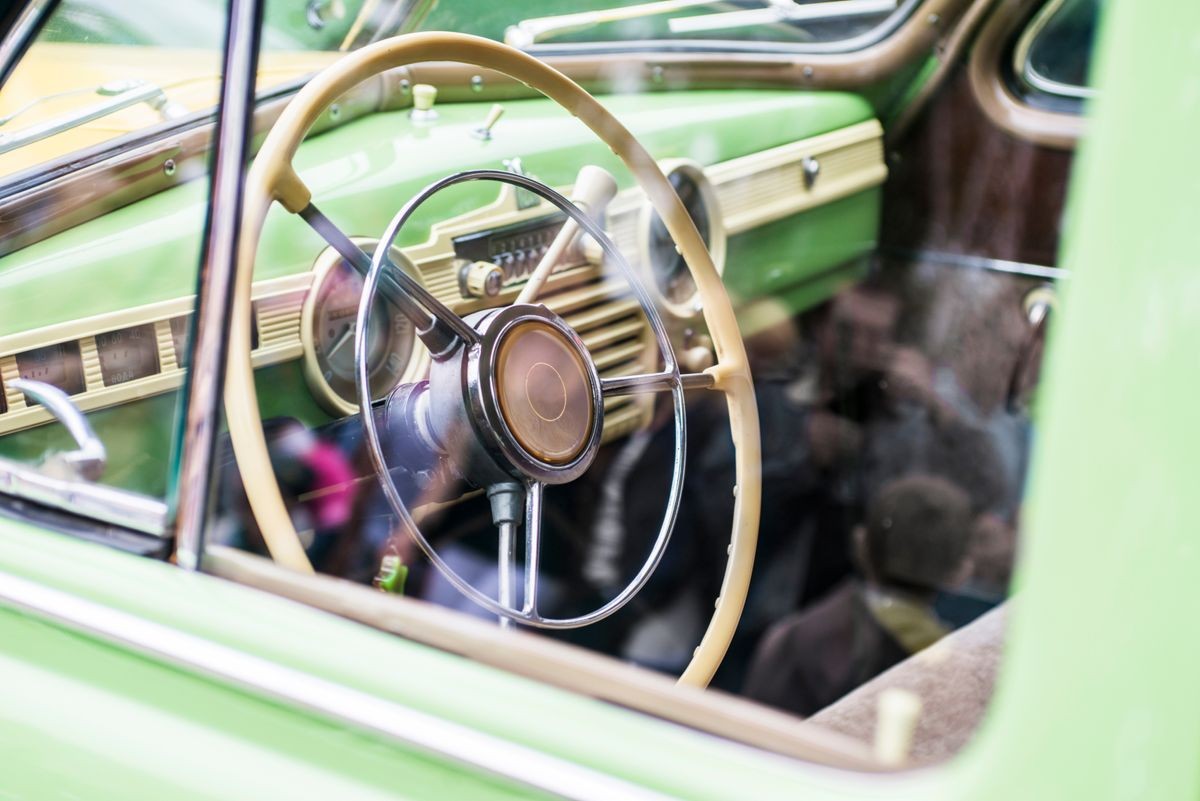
163, 159, 176, 177
471, 75, 484, 92
329, 103, 341, 120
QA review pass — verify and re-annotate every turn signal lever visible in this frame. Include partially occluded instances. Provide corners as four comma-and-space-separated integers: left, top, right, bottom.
517, 165, 619, 304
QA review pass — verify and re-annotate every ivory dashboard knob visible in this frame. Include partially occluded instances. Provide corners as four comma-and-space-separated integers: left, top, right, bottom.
571, 164, 619, 216
463, 261, 504, 298
680, 345, 715, 373
411, 83, 438, 121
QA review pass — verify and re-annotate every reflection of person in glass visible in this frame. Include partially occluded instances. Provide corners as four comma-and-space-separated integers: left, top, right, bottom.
743, 474, 975, 717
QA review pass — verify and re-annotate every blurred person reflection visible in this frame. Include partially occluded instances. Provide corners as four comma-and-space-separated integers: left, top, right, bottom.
742, 474, 975, 717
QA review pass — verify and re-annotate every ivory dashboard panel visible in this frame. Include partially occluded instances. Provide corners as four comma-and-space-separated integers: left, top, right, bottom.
0, 119, 884, 436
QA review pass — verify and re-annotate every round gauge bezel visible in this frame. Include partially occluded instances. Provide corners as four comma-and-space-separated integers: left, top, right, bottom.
637, 159, 726, 320
301, 239, 430, 415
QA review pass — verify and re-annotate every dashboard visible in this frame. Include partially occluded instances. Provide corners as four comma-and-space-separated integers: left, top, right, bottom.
0, 91, 884, 496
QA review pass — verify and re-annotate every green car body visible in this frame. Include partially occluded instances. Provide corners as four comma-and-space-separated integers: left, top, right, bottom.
1, 0, 1198, 798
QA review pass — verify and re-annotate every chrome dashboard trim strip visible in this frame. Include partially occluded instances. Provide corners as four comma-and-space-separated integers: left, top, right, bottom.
0, 569, 680, 801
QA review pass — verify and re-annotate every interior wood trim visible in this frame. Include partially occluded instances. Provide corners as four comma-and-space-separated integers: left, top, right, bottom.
204, 544, 881, 771
886, 0, 996, 143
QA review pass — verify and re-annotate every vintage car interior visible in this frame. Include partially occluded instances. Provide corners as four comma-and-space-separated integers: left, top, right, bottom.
0, 0, 1095, 769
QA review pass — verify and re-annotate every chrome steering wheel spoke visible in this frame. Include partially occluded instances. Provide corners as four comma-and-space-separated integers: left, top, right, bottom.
601, 370, 716, 397
522, 480, 545, 620
299, 202, 478, 359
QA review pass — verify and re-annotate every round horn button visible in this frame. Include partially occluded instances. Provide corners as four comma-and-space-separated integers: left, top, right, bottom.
495, 322, 595, 465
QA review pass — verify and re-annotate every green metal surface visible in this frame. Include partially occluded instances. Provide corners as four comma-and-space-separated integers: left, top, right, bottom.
0, 520, 830, 799
0, 591, 545, 800
0, 90, 872, 335
725, 190, 880, 310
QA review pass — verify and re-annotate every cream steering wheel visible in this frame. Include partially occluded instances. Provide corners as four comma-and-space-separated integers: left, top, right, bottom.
223, 32, 761, 688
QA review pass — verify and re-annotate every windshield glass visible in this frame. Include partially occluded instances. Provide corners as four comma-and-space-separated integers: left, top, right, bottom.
0, 0, 917, 182
0, 0, 381, 179
0, 0, 1093, 772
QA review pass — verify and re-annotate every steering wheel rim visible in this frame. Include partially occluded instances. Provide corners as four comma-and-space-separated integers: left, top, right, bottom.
223, 31, 761, 687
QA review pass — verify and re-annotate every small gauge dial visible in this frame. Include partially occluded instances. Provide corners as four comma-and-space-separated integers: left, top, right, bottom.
97, 324, 160, 386
641, 160, 725, 318
16, 341, 86, 399
303, 246, 423, 414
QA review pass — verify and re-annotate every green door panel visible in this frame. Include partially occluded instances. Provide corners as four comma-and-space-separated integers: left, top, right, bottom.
0, 609, 545, 801
0, 518, 854, 800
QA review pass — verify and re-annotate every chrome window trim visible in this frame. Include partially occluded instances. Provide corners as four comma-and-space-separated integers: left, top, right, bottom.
0, 568, 681, 801
0, 0, 54, 88
1012, 0, 1096, 102
521, 0, 923, 58
172, 0, 263, 569
0, 456, 168, 535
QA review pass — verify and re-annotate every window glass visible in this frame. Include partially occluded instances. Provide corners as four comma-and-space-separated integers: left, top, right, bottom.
1015, 0, 1099, 108
0, 0, 236, 501
0, 0, 1104, 772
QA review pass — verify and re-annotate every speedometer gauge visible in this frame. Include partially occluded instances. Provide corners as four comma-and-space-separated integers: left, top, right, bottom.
16, 342, 86, 399
97, 324, 159, 386
639, 160, 725, 319
301, 242, 428, 415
